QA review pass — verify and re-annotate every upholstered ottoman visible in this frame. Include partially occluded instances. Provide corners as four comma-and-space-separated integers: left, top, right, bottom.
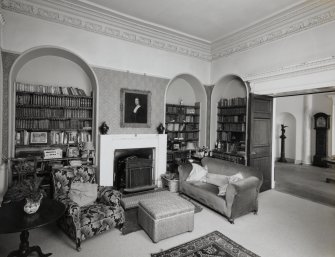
138, 195, 194, 243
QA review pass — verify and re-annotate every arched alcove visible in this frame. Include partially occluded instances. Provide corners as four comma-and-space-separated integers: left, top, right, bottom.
276, 112, 297, 162
210, 74, 249, 149
8, 46, 99, 158
164, 74, 207, 147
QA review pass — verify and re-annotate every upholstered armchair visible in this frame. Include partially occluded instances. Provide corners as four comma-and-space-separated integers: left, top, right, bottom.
51, 165, 125, 251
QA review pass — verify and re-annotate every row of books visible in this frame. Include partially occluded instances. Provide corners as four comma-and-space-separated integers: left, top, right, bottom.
16, 94, 93, 107
218, 123, 246, 132
211, 150, 245, 165
166, 123, 199, 132
50, 131, 91, 145
218, 115, 246, 123
15, 130, 92, 145
16, 82, 88, 96
16, 119, 92, 130
16, 108, 92, 119
218, 97, 247, 107
166, 116, 199, 123
166, 106, 199, 114
218, 107, 246, 116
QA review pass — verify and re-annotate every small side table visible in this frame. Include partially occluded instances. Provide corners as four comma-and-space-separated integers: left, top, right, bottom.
0, 198, 65, 257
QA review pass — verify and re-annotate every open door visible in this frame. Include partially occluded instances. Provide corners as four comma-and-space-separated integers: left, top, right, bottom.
248, 94, 273, 191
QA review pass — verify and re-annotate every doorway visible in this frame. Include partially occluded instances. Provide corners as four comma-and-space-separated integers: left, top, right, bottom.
273, 91, 335, 207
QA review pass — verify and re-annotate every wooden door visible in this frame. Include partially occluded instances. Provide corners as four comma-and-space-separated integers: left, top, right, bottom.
248, 94, 273, 191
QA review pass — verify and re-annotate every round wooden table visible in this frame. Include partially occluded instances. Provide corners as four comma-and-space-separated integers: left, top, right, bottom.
0, 198, 65, 257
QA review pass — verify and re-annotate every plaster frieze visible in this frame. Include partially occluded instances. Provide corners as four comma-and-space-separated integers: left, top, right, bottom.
212, 1, 335, 59
244, 56, 335, 84
1, 0, 212, 61
2, 0, 335, 62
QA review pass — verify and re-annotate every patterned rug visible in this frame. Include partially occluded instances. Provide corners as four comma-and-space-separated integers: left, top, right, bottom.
151, 231, 260, 257
121, 190, 202, 235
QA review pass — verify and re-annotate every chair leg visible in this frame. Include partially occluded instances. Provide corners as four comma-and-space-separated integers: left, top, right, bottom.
76, 239, 81, 252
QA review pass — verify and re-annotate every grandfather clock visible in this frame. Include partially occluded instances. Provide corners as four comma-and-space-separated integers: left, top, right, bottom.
313, 112, 330, 167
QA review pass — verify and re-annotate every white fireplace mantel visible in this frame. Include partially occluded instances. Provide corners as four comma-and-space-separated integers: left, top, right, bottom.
99, 134, 167, 186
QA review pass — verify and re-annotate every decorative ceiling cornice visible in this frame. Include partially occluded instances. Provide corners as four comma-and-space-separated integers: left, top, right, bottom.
212, 0, 335, 59
1, 0, 212, 60
244, 56, 335, 84
1, 0, 335, 62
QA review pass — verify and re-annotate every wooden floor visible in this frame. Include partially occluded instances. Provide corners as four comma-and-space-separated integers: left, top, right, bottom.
275, 162, 335, 207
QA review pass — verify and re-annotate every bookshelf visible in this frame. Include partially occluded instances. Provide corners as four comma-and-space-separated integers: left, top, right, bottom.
13, 82, 95, 196
214, 97, 247, 165
165, 103, 200, 149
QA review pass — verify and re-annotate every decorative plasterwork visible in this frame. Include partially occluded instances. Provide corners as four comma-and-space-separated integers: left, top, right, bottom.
244, 56, 335, 84
1, 0, 335, 62
212, 1, 335, 59
1, 0, 211, 60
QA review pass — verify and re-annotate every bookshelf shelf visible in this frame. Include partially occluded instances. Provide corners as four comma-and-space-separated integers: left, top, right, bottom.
165, 103, 200, 146
12, 81, 96, 197
215, 97, 247, 165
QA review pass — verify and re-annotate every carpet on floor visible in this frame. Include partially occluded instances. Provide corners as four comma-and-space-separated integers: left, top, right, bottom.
121, 191, 202, 235
151, 231, 260, 257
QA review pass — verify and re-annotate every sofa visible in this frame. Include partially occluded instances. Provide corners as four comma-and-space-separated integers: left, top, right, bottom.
178, 157, 263, 223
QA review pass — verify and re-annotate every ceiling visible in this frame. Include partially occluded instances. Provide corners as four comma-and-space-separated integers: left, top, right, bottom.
84, 0, 303, 42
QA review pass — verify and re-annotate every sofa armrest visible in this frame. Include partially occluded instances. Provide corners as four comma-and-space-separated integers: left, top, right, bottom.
229, 176, 259, 193
97, 186, 122, 208
225, 176, 260, 220
178, 162, 193, 181
55, 193, 81, 225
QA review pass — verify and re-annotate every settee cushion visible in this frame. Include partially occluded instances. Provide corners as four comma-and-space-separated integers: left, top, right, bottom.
218, 173, 243, 196
201, 173, 229, 186
69, 182, 98, 207
186, 164, 208, 181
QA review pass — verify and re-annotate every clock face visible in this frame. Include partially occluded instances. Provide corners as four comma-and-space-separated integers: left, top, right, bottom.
316, 116, 326, 128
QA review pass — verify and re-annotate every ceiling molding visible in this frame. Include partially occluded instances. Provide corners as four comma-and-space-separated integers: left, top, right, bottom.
1, 0, 212, 61
212, 0, 335, 59
1, 0, 335, 62
244, 56, 335, 84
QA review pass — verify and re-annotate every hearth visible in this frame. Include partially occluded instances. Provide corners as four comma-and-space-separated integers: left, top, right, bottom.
114, 148, 155, 193
99, 134, 167, 187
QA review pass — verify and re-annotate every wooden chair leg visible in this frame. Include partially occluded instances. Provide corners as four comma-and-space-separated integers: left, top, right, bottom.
76, 239, 81, 252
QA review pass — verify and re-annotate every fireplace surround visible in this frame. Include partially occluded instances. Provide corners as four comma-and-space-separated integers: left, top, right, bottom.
99, 134, 167, 187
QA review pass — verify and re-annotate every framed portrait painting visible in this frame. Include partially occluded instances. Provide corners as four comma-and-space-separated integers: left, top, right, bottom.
120, 88, 151, 128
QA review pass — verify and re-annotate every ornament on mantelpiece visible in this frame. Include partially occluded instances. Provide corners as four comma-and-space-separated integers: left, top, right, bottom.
99, 122, 109, 135
157, 123, 165, 134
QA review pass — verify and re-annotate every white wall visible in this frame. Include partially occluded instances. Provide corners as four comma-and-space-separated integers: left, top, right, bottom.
17, 56, 92, 95
211, 21, 335, 93
276, 93, 332, 164
2, 11, 211, 84
166, 78, 196, 105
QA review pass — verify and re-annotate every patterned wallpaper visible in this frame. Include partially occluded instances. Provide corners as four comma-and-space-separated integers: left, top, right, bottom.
93, 67, 169, 134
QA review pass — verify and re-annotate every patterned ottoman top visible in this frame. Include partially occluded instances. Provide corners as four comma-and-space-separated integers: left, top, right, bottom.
121, 190, 173, 209
139, 195, 194, 219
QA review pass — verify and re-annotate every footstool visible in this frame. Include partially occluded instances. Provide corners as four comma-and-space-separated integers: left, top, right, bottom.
138, 195, 194, 243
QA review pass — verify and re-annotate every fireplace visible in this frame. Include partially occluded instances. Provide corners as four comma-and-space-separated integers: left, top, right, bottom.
114, 148, 156, 193
99, 134, 167, 187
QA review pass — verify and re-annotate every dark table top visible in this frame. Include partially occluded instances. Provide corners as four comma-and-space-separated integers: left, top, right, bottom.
0, 198, 65, 234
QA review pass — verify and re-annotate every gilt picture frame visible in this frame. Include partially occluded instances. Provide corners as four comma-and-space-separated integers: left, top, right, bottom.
120, 88, 151, 128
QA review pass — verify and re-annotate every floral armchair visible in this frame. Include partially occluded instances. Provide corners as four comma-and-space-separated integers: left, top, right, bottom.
51, 165, 125, 251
